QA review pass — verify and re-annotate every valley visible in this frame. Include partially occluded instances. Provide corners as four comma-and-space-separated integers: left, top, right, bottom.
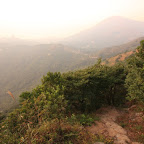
0, 35, 144, 112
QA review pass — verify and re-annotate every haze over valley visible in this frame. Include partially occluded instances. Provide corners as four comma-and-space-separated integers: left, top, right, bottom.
1, 16, 144, 111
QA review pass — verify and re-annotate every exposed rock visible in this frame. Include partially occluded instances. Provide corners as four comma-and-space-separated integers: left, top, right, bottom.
87, 107, 131, 144
115, 134, 131, 144
87, 107, 143, 144
131, 142, 142, 144
135, 112, 143, 117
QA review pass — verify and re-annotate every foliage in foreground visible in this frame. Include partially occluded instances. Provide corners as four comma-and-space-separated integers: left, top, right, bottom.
0, 63, 123, 143
0, 85, 96, 143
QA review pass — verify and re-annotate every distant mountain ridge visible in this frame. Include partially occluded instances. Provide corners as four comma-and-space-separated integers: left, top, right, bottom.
95, 36, 144, 59
64, 16, 144, 50
0, 36, 38, 46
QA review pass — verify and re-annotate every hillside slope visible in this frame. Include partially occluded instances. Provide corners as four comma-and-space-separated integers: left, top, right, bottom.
96, 37, 144, 59
0, 44, 96, 112
0, 37, 142, 112
1, 40, 144, 144
102, 51, 134, 66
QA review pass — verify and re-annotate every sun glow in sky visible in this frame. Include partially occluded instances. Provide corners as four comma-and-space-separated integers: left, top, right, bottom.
0, 0, 144, 39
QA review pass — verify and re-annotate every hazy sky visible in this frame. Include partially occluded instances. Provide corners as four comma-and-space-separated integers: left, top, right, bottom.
0, 0, 144, 39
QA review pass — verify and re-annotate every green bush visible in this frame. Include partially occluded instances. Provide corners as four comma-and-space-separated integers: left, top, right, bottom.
125, 40, 144, 102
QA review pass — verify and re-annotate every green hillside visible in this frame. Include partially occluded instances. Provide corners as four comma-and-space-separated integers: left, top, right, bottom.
82, 36, 144, 59
0, 40, 144, 144
96, 36, 144, 59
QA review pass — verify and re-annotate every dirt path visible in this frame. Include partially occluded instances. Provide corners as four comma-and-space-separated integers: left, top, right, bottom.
87, 107, 141, 144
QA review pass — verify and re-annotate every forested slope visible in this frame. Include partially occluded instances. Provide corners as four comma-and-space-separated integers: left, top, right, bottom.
1, 40, 144, 143
0, 44, 96, 112
1, 36, 144, 112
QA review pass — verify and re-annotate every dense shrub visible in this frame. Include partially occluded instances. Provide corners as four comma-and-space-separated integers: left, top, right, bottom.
125, 40, 144, 102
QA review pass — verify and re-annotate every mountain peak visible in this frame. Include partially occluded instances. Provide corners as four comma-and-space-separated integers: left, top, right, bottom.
65, 16, 144, 49
106, 16, 127, 20
99, 16, 135, 25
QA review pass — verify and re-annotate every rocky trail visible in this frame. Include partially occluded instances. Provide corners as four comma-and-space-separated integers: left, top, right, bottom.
87, 107, 143, 144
